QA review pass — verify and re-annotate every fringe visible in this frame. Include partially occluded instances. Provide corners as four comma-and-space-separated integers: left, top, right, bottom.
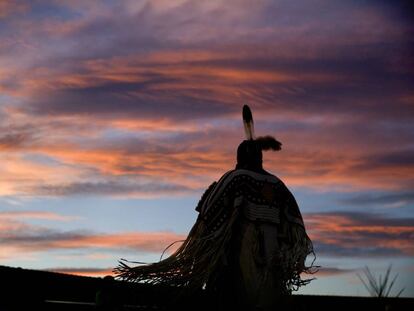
114, 208, 241, 295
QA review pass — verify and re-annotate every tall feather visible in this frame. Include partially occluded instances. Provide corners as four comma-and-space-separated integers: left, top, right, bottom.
256, 135, 282, 151
242, 105, 255, 140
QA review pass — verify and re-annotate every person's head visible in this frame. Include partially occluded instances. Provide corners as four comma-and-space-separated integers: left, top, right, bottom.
235, 136, 282, 171
236, 140, 263, 170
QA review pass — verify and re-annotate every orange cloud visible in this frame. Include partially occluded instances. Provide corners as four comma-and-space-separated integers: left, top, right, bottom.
305, 212, 414, 257
0, 153, 87, 196
52, 231, 186, 253
0, 212, 186, 262
1, 11, 412, 198
48, 267, 114, 278
305, 267, 356, 277
0, 1, 28, 18
0, 218, 186, 256
0, 210, 78, 221
1, 114, 412, 198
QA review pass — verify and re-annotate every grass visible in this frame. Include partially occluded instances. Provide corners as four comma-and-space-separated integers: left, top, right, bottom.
357, 265, 405, 298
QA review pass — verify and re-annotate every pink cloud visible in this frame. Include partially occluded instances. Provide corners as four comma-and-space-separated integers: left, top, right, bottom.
306, 212, 414, 257
0, 0, 411, 199
0, 210, 78, 221
48, 267, 114, 277
0, 1, 29, 19
0, 215, 185, 259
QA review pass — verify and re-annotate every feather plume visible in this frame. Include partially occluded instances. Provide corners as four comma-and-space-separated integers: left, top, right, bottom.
242, 105, 255, 140
256, 135, 282, 151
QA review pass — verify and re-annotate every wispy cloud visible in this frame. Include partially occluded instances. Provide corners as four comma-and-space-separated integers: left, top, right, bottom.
341, 191, 414, 207
1, 108, 413, 197
306, 211, 414, 258
29, 181, 193, 197
0, 0, 412, 197
0, 210, 79, 221
0, 1, 29, 19
0, 1, 413, 295
313, 266, 356, 277
0, 132, 31, 150
0, 213, 185, 260
47, 267, 114, 277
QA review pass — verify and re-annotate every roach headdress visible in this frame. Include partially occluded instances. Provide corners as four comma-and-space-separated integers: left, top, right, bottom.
237, 105, 282, 170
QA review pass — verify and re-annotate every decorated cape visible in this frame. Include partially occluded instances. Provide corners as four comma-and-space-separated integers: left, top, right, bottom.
115, 169, 315, 301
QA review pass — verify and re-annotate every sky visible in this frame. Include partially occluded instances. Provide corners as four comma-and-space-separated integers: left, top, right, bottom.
0, 0, 413, 297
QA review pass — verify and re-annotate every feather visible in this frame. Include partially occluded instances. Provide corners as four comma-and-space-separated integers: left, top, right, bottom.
256, 135, 282, 151
242, 105, 255, 140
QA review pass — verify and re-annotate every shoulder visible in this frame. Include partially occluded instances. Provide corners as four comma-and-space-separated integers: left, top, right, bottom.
223, 169, 282, 185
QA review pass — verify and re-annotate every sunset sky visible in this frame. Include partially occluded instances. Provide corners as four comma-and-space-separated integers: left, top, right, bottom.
0, 0, 413, 297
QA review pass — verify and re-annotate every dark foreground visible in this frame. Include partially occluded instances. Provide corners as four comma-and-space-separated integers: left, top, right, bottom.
0, 265, 412, 311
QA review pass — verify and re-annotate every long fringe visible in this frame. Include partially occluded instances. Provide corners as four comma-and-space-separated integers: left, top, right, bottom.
114, 209, 241, 295
114, 210, 316, 295
278, 224, 317, 292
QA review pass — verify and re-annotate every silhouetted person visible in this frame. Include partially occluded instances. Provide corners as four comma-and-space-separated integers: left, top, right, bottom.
116, 105, 315, 310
